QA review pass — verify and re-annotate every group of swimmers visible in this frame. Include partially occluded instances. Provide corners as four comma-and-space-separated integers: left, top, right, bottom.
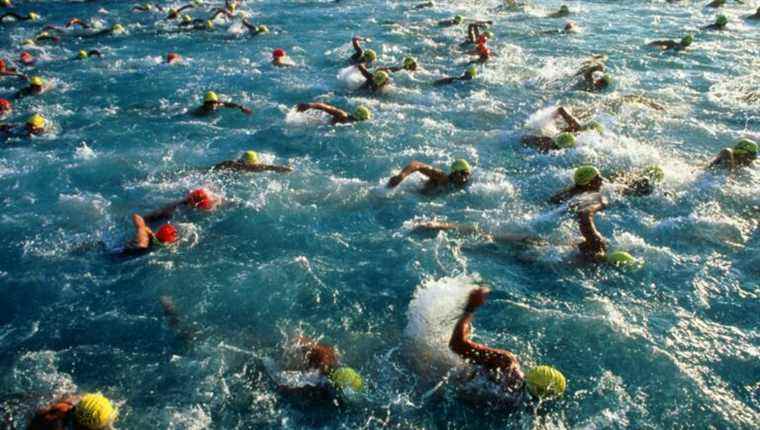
2, 1, 758, 428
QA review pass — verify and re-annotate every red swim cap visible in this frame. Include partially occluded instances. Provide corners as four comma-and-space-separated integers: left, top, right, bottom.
20, 51, 34, 64
0, 59, 6, 71
476, 34, 488, 45
155, 224, 178, 243
167, 52, 180, 63
187, 188, 214, 210
272, 48, 286, 59
0, 99, 10, 112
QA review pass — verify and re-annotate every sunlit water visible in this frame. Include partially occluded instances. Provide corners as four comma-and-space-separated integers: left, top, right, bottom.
1, 0, 758, 428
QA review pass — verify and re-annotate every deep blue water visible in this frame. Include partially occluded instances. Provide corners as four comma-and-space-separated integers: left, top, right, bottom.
1, 0, 758, 429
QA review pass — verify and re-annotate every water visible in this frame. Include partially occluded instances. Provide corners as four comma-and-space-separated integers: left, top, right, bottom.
1, 0, 758, 428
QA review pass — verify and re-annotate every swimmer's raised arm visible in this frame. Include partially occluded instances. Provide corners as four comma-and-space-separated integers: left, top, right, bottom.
131, 213, 153, 249
387, 161, 448, 188
555, 106, 582, 132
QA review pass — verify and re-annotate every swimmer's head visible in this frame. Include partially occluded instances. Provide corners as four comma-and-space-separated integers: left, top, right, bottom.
26, 113, 45, 134
205, 20, 214, 29
606, 250, 642, 268
362, 49, 377, 63
402, 56, 418, 71
564, 21, 576, 32
453, 15, 463, 24
354, 106, 371, 121
583, 120, 604, 134
78, 50, 88, 59
74, 393, 118, 430
559, 5, 569, 13
29, 76, 45, 88
28, 12, 40, 21
243, 150, 259, 165
272, 48, 286, 59
21, 39, 35, 47
328, 367, 364, 392
0, 59, 5, 71
204, 91, 219, 103
167, 52, 180, 63
680, 34, 693, 47
642, 165, 664, 183
715, 14, 728, 27
526, 366, 566, 399
733, 138, 758, 159
187, 188, 215, 210
573, 165, 601, 187
450, 159, 472, 185
111, 23, 125, 34
476, 34, 488, 45
554, 132, 576, 149
0, 98, 11, 115
155, 224, 178, 244
20, 51, 34, 64
257, 25, 269, 33
596, 74, 613, 90
373, 70, 389, 87
181, 14, 192, 23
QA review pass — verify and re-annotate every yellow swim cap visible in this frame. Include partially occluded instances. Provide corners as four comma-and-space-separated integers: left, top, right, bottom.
607, 250, 642, 268
30, 76, 45, 86
373, 71, 389, 87
243, 150, 258, 165
27, 113, 46, 129
74, 393, 118, 430
466, 65, 477, 79
2, 0, 12, 7
451, 159, 471, 173
29, 12, 40, 21
526, 365, 566, 398
257, 25, 269, 33
181, 14, 192, 23
362, 49, 377, 63
78, 50, 89, 59
329, 367, 364, 392
21, 39, 35, 46
112, 24, 125, 34
205, 20, 214, 29
204, 91, 219, 103
354, 106, 371, 121
573, 165, 600, 186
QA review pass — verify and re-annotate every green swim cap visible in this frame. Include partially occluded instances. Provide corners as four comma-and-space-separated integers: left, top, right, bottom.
329, 367, 364, 392
641, 165, 664, 183
733, 138, 757, 156
403, 56, 417, 71
554, 132, 576, 149
204, 91, 219, 103
715, 15, 728, 27
243, 150, 258, 165
257, 25, 269, 33
583, 120, 604, 134
112, 24, 125, 34
78, 50, 88, 59
451, 159, 471, 173
466, 65, 477, 78
606, 250, 642, 268
526, 366, 566, 398
362, 49, 377, 63
354, 106, 371, 121
573, 165, 600, 186
453, 15, 463, 24
559, 5, 569, 13
600, 74, 613, 87
373, 70, 389, 86
681, 34, 693, 47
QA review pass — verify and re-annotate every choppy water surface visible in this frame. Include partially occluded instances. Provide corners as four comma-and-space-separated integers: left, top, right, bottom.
1, 0, 758, 428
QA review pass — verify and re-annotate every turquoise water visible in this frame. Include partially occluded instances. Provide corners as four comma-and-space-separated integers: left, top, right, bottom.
1, 0, 758, 428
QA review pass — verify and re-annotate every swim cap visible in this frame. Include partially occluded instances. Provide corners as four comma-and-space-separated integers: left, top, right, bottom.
477, 44, 491, 57
30, 76, 44, 87
204, 91, 219, 103
715, 15, 728, 27
0, 59, 5, 70
373, 70, 389, 86
228, 3, 237, 12
525, 366, 566, 398
187, 188, 213, 210
205, 20, 214, 29
599, 74, 613, 88
257, 25, 269, 33
78, 50, 88, 59
38, 31, 50, 38
453, 15, 463, 24
167, 52, 180, 63
243, 150, 259, 165
155, 224, 178, 244
144, 3, 154, 11
329, 367, 364, 392
362, 49, 377, 63
554, 132, 576, 149
272, 48, 286, 59
680, 34, 693, 47
642, 165, 664, 183
476, 34, 488, 45
559, 5, 569, 13
402, 56, 417, 71
606, 250, 641, 268
29, 12, 40, 21
573, 165, 600, 186
0, 98, 11, 113
181, 14, 192, 23
354, 106, 371, 121
733, 138, 758, 157
451, 159, 471, 173
483, 30, 494, 39
27, 114, 45, 128
465, 65, 477, 78
583, 120, 604, 134
1, 0, 11, 7
20, 52, 33, 64
112, 24, 125, 34
21, 39, 35, 46
74, 393, 118, 430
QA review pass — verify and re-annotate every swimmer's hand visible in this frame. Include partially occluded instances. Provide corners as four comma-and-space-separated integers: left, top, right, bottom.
465, 287, 490, 312
387, 174, 403, 188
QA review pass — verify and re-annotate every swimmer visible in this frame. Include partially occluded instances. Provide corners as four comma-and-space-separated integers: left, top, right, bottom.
465, 22, 490, 45
449, 287, 566, 407
209, 0, 239, 20
296, 102, 371, 124
0, 11, 40, 22
159, 295, 199, 343
0, 113, 40, 139
30, 31, 61, 45
132, 3, 164, 13
547, 5, 571, 18
350, 36, 376, 65
80, 23, 127, 38
438, 15, 464, 27
705, 0, 727, 7
434, 65, 477, 86
0, 98, 11, 117
0, 59, 24, 78
14, 76, 47, 99
708, 138, 757, 170
192, 91, 252, 116
413, 220, 542, 246
549, 165, 664, 204
576, 56, 612, 91
177, 17, 215, 31
356, 64, 391, 92
27, 392, 118, 430
387, 159, 472, 193
241, 19, 269, 35
211, 150, 293, 172
648, 34, 693, 51
76, 50, 102, 60
702, 14, 728, 30
272, 49, 294, 67
520, 106, 598, 151
376, 56, 418, 73
466, 41, 493, 64
540, 20, 578, 35
166, 52, 182, 64
142, 188, 221, 224
164, 4, 195, 20
494, 0, 526, 13
413, 1, 435, 10
120, 213, 179, 256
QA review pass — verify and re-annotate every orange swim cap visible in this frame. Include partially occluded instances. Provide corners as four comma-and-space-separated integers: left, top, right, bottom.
155, 224, 178, 243
187, 188, 214, 210
167, 52, 180, 63
272, 48, 286, 59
